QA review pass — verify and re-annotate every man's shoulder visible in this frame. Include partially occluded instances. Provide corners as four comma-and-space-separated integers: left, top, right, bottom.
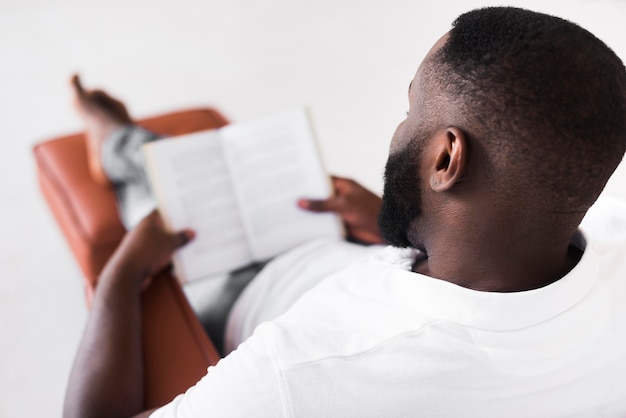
252, 250, 431, 367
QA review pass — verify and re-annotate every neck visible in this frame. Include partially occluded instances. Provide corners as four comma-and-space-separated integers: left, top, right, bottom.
412, 211, 583, 292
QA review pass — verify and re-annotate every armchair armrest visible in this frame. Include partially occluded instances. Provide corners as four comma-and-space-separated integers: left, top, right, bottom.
142, 271, 221, 409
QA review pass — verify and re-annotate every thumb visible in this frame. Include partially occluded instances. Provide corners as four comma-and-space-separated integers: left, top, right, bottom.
170, 228, 196, 249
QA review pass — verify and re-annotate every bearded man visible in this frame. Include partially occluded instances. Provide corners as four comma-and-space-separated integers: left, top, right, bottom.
64, 7, 626, 417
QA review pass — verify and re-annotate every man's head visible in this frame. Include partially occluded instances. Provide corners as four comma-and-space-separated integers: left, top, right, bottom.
379, 7, 626, 251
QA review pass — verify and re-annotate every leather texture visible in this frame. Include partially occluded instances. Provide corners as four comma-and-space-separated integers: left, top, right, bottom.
33, 108, 228, 409
142, 271, 221, 408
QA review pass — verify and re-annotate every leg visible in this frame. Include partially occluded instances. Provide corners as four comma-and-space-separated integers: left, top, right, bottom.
71, 75, 133, 187
71, 75, 161, 229
183, 262, 266, 356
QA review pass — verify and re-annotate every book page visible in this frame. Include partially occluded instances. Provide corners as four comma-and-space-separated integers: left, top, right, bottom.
221, 108, 343, 261
144, 130, 253, 282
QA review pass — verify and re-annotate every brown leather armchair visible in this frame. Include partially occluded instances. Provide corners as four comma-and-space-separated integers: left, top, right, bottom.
33, 108, 228, 409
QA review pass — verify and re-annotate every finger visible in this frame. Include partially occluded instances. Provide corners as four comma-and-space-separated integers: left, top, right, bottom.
71, 74, 89, 101
330, 174, 350, 181
137, 209, 166, 233
171, 229, 196, 249
143, 209, 194, 248
71, 74, 84, 93
144, 209, 161, 224
297, 197, 339, 213
331, 176, 354, 194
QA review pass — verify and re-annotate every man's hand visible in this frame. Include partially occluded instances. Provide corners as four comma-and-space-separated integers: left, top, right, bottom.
106, 210, 195, 287
64, 211, 194, 418
298, 176, 383, 244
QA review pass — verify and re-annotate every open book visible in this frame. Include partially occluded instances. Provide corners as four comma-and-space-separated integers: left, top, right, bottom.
143, 108, 343, 282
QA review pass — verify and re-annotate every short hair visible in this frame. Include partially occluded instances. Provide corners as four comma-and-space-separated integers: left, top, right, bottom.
425, 7, 626, 215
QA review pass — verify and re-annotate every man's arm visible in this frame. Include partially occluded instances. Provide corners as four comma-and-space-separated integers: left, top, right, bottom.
298, 176, 383, 244
63, 211, 194, 418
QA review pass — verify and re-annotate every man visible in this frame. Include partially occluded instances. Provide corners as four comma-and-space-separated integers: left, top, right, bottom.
64, 6, 626, 417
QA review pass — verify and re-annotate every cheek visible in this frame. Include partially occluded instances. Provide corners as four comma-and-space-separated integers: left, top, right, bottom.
389, 121, 412, 155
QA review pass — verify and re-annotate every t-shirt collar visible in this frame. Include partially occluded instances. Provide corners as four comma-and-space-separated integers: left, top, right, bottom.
372, 230, 599, 331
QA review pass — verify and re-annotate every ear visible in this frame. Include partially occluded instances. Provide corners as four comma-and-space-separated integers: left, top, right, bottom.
428, 127, 467, 192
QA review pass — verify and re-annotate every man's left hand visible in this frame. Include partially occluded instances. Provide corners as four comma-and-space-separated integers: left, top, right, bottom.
107, 210, 195, 287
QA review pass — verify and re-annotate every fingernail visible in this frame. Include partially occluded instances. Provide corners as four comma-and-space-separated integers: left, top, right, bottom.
297, 199, 309, 209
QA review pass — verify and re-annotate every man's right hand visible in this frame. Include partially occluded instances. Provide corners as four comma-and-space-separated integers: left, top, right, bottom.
298, 176, 383, 245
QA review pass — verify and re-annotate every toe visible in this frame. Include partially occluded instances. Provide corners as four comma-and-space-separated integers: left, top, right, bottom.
71, 74, 86, 97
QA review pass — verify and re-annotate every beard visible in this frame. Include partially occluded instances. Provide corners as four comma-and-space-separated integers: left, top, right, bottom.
378, 147, 422, 248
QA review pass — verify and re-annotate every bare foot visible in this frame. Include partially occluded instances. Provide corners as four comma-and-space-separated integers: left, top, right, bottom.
71, 74, 133, 186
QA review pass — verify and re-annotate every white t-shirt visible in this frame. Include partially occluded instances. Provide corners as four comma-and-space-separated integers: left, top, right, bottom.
224, 237, 384, 353
151, 197, 626, 417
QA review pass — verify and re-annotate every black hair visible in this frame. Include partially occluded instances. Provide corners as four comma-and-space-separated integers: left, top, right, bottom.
428, 7, 626, 213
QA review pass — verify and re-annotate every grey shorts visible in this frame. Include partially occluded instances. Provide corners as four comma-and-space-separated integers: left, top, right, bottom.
101, 125, 162, 229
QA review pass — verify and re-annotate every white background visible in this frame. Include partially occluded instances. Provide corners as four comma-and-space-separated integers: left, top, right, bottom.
1, 0, 624, 416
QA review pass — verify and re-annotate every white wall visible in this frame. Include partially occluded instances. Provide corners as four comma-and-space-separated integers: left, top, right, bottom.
1, 1, 624, 416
